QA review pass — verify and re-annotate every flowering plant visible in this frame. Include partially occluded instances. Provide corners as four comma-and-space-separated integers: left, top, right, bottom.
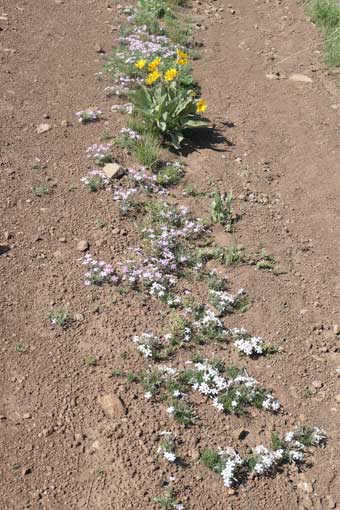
132, 53, 208, 149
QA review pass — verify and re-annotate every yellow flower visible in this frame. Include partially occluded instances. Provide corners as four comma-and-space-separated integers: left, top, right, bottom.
146, 70, 161, 85
135, 59, 147, 70
165, 68, 178, 82
176, 49, 188, 66
148, 57, 161, 71
196, 98, 207, 113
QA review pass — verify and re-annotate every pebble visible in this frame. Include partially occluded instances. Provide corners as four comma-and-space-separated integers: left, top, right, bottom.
0, 245, 10, 255
289, 73, 313, 83
94, 42, 104, 53
233, 428, 248, 440
36, 123, 52, 134
326, 496, 337, 509
300, 497, 313, 509
190, 450, 200, 461
97, 394, 126, 418
61, 119, 71, 127
335, 394, 340, 403
22, 413, 31, 419
333, 324, 340, 335
312, 380, 323, 389
297, 481, 313, 494
76, 240, 89, 252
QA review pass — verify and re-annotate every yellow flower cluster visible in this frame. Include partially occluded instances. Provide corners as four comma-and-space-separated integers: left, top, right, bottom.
135, 59, 147, 70
165, 68, 178, 82
146, 70, 161, 86
148, 57, 161, 71
134, 53, 207, 113
176, 49, 188, 66
196, 98, 207, 113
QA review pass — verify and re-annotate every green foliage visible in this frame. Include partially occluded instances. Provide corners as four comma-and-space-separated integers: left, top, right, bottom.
132, 132, 161, 168
132, 82, 207, 149
84, 355, 97, 367
170, 401, 195, 426
211, 191, 234, 229
49, 306, 70, 328
156, 163, 184, 186
200, 449, 223, 472
307, 0, 340, 30
307, 0, 340, 65
33, 185, 49, 197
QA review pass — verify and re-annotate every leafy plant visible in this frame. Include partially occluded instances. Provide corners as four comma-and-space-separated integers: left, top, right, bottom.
49, 306, 70, 328
211, 191, 234, 229
84, 355, 97, 367
132, 63, 207, 149
33, 185, 49, 197
156, 162, 184, 186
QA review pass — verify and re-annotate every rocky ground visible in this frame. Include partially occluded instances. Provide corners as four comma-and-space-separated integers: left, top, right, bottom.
1, 0, 340, 509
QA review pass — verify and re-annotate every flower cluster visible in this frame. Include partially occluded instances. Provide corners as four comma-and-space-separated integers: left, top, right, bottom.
121, 27, 178, 61
132, 332, 171, 359
86, 143, 113, 165
75, 108, 102, 123
111, 103, 134, 114
120, 127, 141, 140
231, 328, 266, 357
202, 427, 326, 488
209, 288, 245, 315
80, 170, 110, 192
189, 361, 280, 415
157, 431, 177, 463
82, 254, 119, 286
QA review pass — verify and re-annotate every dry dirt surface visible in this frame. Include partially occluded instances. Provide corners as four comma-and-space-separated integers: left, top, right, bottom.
1, 0, 340, 509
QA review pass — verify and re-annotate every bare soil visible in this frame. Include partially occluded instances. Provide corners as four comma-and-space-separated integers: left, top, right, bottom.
1, 0, 340, 509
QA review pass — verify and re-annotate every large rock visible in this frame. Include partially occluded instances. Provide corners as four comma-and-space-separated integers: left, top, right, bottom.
103, 163, 126, 179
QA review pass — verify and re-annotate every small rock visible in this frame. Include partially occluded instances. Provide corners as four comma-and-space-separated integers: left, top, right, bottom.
22, 467, 32, 476
190, 450, 200, 461
53, 250, 62, 259
61, 119, 70, 128
97, 394, 126, 418
297, 481, 313, 494
103, 163, 126, 179
289, 73, 313, 83
90, 439, 100, 451
335, 394, 340, 403
74, 313, 84, 322
95, 42, 104, 53
74, 433, 83, 445
301, 497, 313, 509
326, 495, 337, 509
76, 240, 89, 252
312, 380, 323, 389
233, 428, 248, 440
266, 73, 280, 80
22, 413, 31, 419
333, 324, 340, 335
36, 123, 52, 134
0, 245, 10, 255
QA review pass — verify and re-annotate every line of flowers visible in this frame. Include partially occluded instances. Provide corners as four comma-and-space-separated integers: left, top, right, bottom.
69, 0, 327, 506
